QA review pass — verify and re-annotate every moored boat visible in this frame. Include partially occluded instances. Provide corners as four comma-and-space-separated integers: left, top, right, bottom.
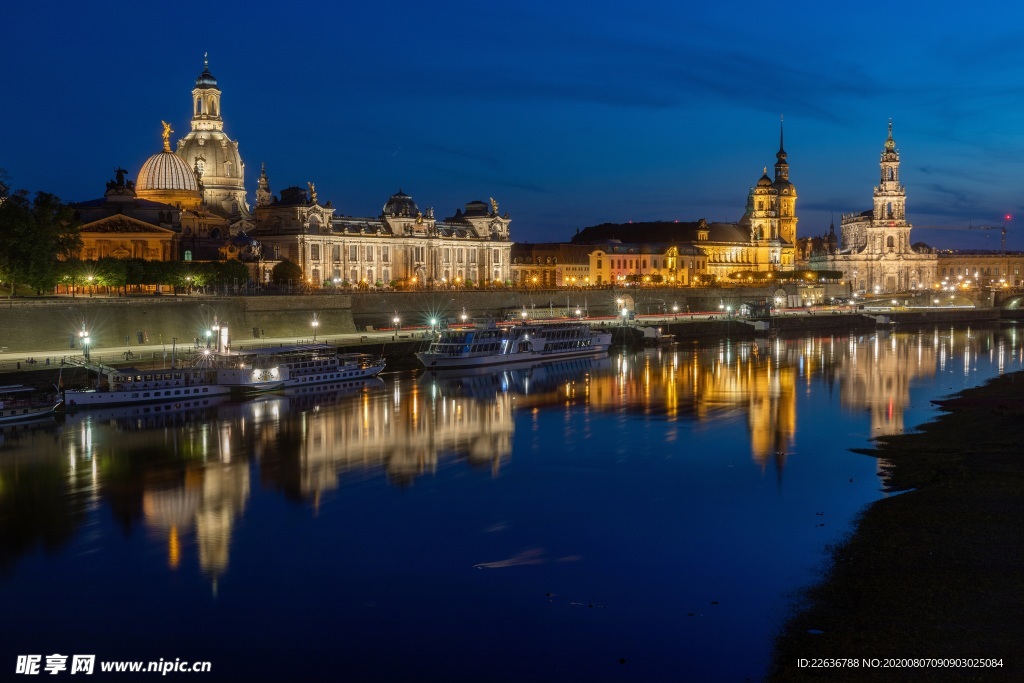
213, 344, 385, 390
416, 320, 612, 370
0, 385, 63, 424
63, 366, 233, 410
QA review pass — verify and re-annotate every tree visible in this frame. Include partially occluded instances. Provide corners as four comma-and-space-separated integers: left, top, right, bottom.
271, 259, 302, 285
0, 187, 81, 296
212, 259, 249, 285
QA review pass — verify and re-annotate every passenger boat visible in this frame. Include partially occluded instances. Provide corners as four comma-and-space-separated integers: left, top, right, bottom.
0, 385, 63, 424
214, 344, 385, 389
416, 320, 612, 370
63, 365, 234, 409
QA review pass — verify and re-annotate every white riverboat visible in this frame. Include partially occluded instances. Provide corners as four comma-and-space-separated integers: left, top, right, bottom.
0, 385, 63, 424
63, 366, 234, 410
416, 320, 612, 370
214, 344, 385, 389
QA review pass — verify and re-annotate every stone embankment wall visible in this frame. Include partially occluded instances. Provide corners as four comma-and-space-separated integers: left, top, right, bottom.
0, 295, 354, 354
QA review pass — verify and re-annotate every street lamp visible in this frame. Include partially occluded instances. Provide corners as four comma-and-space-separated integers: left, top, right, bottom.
79, 324, 91, 362
672, 303, 679, 319
393, 315, 400, 340
312, 315, 319, 342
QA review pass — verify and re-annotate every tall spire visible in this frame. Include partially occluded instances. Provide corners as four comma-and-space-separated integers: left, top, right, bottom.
778, 114, 786, 157
885, 118, 896, 152
774, 115, 789, 182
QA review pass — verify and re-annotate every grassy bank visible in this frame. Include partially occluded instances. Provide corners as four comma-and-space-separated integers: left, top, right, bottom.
769, 372, 1024, 681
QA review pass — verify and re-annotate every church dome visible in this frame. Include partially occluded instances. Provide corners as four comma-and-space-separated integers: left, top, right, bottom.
756, 172, 773, 188
195, 65, 218, 89
137, 151, 199, 193
383, 189, 419, 218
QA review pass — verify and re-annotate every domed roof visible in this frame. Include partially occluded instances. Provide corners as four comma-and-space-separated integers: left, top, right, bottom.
195, 59, 218, 89
137, 151, 199, 193
383, 189, 419, 218
773, 179, 797, 195
756, 172, 773, 188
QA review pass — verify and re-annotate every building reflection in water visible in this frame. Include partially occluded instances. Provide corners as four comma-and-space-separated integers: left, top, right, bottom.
1, 327, 1021, 580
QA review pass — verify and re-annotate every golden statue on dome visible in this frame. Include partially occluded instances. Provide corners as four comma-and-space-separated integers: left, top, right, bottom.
161, 121, 174, 152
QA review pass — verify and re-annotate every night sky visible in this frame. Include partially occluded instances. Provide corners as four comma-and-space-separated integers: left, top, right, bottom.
4, 1, 1024, 250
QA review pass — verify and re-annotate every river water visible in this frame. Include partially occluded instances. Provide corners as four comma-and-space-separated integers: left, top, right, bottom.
1, 324, 1021, 681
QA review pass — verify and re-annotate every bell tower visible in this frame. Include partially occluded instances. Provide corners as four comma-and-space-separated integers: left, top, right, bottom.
191, 53, 223, 133
772, 116, 798, 245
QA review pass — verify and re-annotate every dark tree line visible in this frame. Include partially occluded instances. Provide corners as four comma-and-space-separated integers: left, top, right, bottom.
1, 172, 250, 296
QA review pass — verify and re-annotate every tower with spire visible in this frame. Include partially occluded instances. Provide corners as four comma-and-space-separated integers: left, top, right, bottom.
832, 120, 935, 293
772, 116, 798, 245
175, 54, 252, 223
864, 119, 910, 258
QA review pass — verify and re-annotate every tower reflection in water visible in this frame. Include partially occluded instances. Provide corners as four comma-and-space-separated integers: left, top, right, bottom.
0, 326, 1018, 580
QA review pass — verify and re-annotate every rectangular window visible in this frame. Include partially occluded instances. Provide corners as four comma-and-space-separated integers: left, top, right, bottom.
444, 248, 451, 263
332, 245, 341, 262
469, 249, 477, 264
310, 244, 320, 261
415, 246, 424, 262
493, 249, 501, 265
457, 248, 464, 263
382, 246, 389, 262
365, 246, 374, 262
349, 245, 358, 261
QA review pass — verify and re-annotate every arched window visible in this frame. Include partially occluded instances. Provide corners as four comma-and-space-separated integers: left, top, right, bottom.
196, 98, 202, 115
887, 236, 895, 249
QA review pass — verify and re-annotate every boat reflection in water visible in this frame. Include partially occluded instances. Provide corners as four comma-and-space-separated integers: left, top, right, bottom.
0, 326, 1016, 585
5, 326, 1024, 681
419, 355, 612, 400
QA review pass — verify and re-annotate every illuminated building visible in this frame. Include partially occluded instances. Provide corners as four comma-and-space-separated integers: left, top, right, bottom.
251, 179, 512, 287
823, 121, 937, 293
173, 55, 253, 226
570, 124, 798, 280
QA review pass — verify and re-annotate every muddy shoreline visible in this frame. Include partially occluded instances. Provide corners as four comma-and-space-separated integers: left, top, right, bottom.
769, 372, 1024, 681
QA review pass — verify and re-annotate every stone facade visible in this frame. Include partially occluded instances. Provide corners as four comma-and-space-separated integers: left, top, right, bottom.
936, 251, 1024, 288
175, 55, 252, 227
821, 122, 937, 293
251, 178, 512, 288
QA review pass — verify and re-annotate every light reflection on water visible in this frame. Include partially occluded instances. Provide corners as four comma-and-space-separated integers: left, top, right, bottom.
0, 325, 1020, 681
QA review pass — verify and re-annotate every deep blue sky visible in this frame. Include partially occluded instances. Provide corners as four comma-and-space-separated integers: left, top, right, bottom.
4, 1, 1024, 250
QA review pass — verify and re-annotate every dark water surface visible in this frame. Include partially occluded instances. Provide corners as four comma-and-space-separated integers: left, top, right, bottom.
2, 325, 1021, 682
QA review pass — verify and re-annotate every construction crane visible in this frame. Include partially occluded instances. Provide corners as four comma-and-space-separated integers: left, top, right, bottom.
969, 215, 1012, 254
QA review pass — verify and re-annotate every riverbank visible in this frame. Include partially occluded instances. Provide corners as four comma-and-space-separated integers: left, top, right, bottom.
769, 371, 1024, 681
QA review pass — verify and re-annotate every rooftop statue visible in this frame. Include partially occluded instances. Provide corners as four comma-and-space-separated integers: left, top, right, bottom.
161, 121, 174, 152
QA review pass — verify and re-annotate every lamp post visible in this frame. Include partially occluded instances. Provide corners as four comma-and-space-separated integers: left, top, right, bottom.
393, 315, 400, 341
79, 323, 91, 362
672, 303, 679, 319
312, 315, 319, 342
